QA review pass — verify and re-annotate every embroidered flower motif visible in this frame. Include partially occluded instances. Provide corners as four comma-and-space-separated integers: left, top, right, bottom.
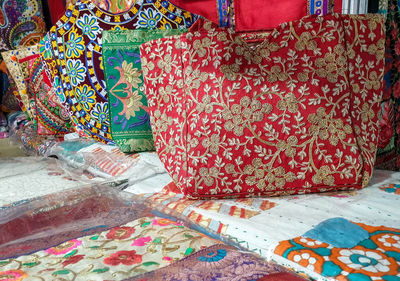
244, 159, 296, 190
0, 270, 27, 281
76, 85, 96, 111
327, 119, 352, 146
312, 165, 334, 185
315, 51, 346, 83
331, 247, 398, 277
120, 61, 142, 89
267, 65, 289, 83
360, 103, 375, 122
152, 218, 181, 227
132, 236, 152, 246
106, 226, 135, 240
91, 102, 109, 124
104, 250, 142, 266
62, 254, 85, 267
125, 91, 144, 120
157, 54, 173, 74
199, 167, 220, 187
46, 239, 82, 255
201, 134, 221, 154
76, 14, 100, 40
66, 59, 86, 86
277, 92, 299, 113
65, 28, 85, 58
135, 9, 162, 29
276, 136, 298, 158
295, 32, 317, 52
224, 97, 272, 137
220, 64, 240, 81
39, 36, 52, 60
308, 108, 330, 140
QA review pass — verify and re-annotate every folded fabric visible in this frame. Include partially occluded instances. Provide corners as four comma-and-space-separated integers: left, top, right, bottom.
141, 14, 385, 199
0, 215, 218, 280
102, 29, 186, 153
29, 56, 73, 136
39, 0, 198, 144
125, 244, 291, 281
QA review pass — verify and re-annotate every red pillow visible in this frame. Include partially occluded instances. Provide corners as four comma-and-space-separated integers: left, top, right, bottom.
140, 14, 385, 199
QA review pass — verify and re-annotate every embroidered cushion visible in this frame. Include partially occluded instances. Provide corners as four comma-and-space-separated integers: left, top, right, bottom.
29, 57, 73, 136
39, 0, 198, 144
102, 29, 185, 153
2, 46, 41, 120
140, 14, 385, 199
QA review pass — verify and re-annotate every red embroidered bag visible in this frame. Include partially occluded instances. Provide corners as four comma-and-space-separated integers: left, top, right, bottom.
140, 14, 385, 199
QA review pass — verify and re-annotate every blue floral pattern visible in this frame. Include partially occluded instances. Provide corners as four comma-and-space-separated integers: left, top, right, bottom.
66, 59, 86, 87
135, 9, 162, 29
76, 85, 96, 111
76, 14, 100, 40
91, 102, 109, 124
65, 28, 85, 58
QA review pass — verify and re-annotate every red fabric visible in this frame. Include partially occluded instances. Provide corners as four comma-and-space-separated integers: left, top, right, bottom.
48, 0, 66, 25
235, 0, 308, 31
169, 0, 218, 25
141, 14, 385, 199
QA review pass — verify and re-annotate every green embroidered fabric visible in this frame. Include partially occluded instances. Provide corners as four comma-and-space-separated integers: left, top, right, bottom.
102, 29, 186, 153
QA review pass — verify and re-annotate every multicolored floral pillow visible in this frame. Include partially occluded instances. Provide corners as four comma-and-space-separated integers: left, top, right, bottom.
29, 56, 73, 136
102, 29, 186, 153
38, 0, 198, 144
140, 14, 385, 199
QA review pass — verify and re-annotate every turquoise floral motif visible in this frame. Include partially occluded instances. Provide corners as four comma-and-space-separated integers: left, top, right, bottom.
135, 9, 162, 29
65, 28, 85, 58
39, 35, 52, 60
53, 76, 66, 104
76, 14, 100, 40
76, 85, 96, 111
66, 59, 86, 86
91, 102, 109, 124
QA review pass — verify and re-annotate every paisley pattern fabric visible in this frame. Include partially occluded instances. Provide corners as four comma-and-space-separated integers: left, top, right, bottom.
29, 56, 73, 135
39, 0, 198, 144
274, 219, 400, 281
0, 216, 218, 281
0, 0, 46, 55
102, 29, 185, 153
140, 14, 385, 199
126, 244, 287, 281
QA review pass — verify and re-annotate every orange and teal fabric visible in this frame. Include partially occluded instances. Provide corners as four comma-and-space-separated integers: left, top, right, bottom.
274, 218, 400, 281
102, 29, 185, 153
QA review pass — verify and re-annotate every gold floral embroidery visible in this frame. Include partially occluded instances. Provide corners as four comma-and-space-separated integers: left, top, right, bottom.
140, 14, 384, 198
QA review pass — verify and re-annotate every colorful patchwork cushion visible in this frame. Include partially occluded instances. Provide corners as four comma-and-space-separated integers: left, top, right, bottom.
102, 29, 185, 153
38, 0, 198, 144
29, 57, 73, 136
140, 14, 385, 199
